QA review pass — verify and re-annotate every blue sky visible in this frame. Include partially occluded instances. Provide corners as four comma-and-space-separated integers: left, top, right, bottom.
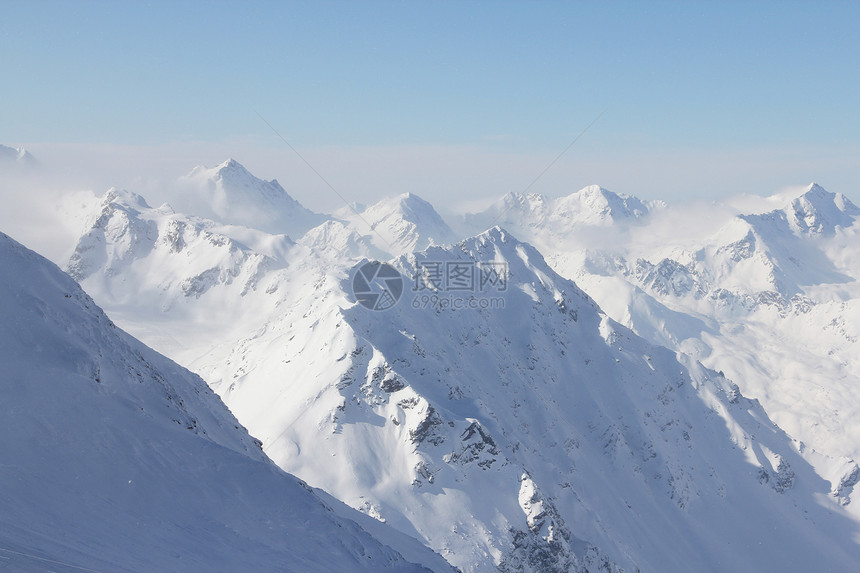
2, 1, 859, 210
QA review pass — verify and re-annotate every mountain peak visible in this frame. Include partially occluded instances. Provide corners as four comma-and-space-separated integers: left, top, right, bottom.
786, 182, 858, 235
310, 193, 458, 259
0, 144, 38, 167
804, 181, 828, 194
794, 182, 834, 206
465, 192, 546, 226
391, 192, 439, 214
504, 191, 546, 207
213, 157, 251, 178
462, 186, 652, 240
104, 186, 151, 210
186, 158, 256, 187
178, 159, 325, 237
576, 183, 612, 197
344, 193, 456, 255
446, 225, 564, 288
553, 184, 650, 225
475, 224, 515, 245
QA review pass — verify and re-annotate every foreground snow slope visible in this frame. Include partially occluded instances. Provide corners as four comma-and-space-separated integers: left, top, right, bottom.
0, 231, 448, 573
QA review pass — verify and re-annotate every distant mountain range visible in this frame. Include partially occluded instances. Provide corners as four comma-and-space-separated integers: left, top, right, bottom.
3, 151, 860, 571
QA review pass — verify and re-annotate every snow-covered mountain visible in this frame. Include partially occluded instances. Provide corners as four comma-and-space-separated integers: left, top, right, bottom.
329, 192, 459, 257
68, 186, 285, 295
299, 218, 391, 261
62, 183, 458, 368
780, 182, 860, 236
172, 160, 455, 259
464, 185, 660, 237
193, 228, 860, 572
612, 184, 858, 304
499, 183, 860, 482
0, 144, 38, 167
46, 157, 860, 571
635, 182, 860, 303
178, 158, 327, 237
0, 231, 451, 572
63, 186, 304, 363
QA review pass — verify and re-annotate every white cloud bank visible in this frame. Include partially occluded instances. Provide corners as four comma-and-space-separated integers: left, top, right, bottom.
1, 139, 857, 263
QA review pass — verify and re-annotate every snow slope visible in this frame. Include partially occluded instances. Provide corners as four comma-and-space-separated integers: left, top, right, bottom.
194, 228, 860, 572
0, 230, 449, 573
580, 186, 860, 463
480, 183, 860, 502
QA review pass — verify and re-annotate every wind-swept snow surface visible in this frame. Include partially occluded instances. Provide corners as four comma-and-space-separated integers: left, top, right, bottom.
0, 231, 448, 573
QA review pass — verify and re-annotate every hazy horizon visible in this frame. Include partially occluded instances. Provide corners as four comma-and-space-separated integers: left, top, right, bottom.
2, 1, 858, 212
